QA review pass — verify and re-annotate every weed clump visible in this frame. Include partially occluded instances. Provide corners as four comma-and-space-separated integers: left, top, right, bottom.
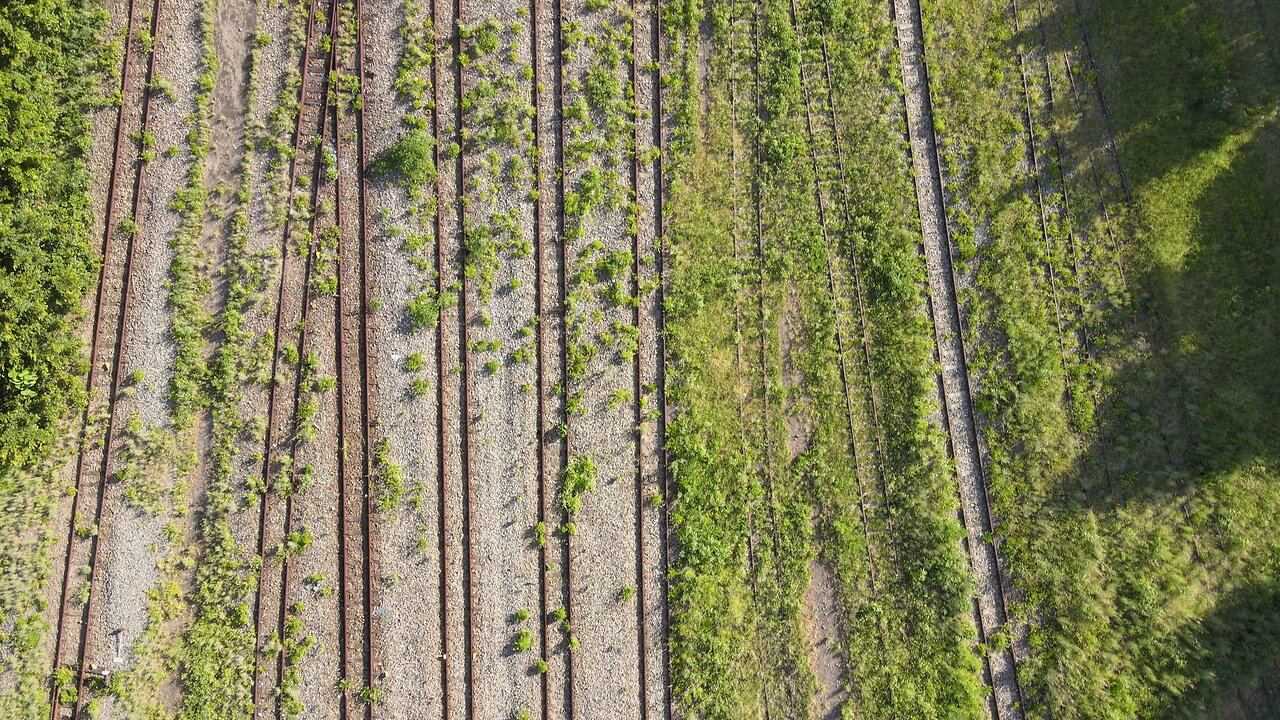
374, 128, 437, 190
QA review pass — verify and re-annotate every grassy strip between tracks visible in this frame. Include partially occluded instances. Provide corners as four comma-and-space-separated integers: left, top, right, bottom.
663, 0, 982, 716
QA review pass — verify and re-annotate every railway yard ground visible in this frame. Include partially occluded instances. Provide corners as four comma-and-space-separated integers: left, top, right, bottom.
0, 0, 1278, 718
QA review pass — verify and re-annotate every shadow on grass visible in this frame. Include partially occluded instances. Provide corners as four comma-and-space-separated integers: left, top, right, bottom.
1007, 0, 1280, 713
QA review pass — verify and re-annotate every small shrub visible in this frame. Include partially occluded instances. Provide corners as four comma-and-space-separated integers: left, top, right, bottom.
374, 129, 437, 189
561, 456, 597, 515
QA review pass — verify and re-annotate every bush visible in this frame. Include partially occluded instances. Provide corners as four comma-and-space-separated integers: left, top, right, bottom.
0, 0, 103, 476
374, 128, 437, 190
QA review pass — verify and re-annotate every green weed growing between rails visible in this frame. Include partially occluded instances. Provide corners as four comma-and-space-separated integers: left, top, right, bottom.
175, 0, 293, 714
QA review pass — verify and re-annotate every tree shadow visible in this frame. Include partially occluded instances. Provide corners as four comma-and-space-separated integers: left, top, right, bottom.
1014, 0, 1280, 511
997, 0, 1280, 713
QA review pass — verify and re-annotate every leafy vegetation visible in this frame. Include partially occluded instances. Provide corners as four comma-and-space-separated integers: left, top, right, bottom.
0, 2, 105, 716
374, 128, 437, 190
0, 1, 103, 474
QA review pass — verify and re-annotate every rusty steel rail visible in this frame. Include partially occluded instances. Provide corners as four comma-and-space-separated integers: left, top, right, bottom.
648, 0, 672, 714
352, 0, 378, 714
249, 0, 332, 712
626, 0, 652, 715
451, 0, 478, 714
51, 0, 163, 715
527, 0, 554, 713
428, 0, 453, 712
263, 0, 342, 716
1009, 0, 1086, 444
332, 0, 378, 714
333, 2, 354, 712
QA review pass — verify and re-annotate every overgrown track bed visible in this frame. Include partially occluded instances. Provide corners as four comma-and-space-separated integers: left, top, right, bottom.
724, 0, 773, 706
787, 0, 891, 597
890, 0, 1026, 715
249, 0, 337, 711
48, 0, 163, 714
335, 0, 377, 714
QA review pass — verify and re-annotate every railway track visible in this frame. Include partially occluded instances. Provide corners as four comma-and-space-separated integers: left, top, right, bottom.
1047, 0, 1205, 562
724, 1, 774, 714
648, 0, 673, 714
249, 0, 334, 712
787, 0, 892, 594
1008, 0, 1081, 414
264, 0, 342, 712
49, 0, 163, 715
785, 3, 921, 710
552, 0, 578, 711
428, 0, 453, 713
889, 0, 1028, 716
335, 0, 377, 713
528, 0, 554, 713
1012, 0, 1124, 495
627, 0, 652, 714
451, 0, 477, 713
744, 1, 786, 715
747, 0, 783, 595
1254, 0, 1280, 73
1018, 0, 1102, 366
1038, 0, 1128, 290
1066, 0, 1132, 205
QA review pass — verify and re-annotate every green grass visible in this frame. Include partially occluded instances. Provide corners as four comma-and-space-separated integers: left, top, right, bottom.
662, 0, 982, 715
916, 0, 1280, 715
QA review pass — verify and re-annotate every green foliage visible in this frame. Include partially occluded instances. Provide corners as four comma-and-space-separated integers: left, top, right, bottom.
374, 438, 405, 511
512, 629, 534, 652
408, 289, 457, 330
560, 455, 597, 515
0, 0, 103, 477
374, 129, 437, 190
